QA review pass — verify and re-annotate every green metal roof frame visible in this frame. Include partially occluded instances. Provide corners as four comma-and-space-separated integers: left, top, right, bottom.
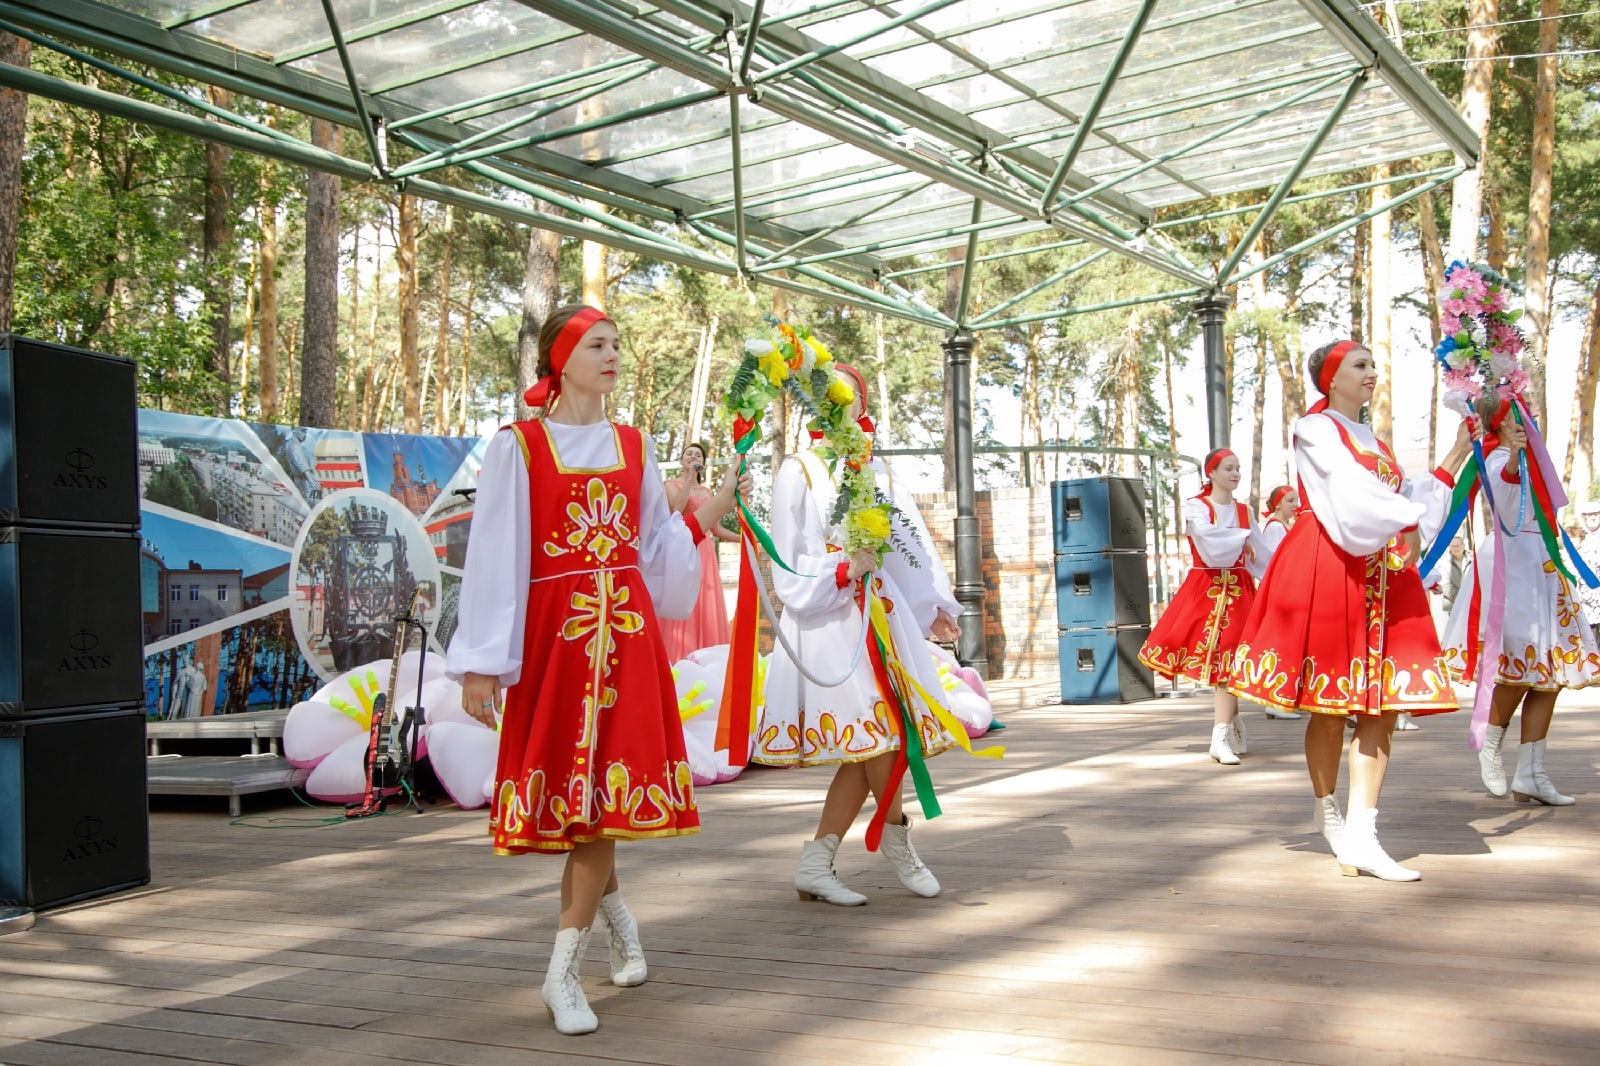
0, 0, 1473, 331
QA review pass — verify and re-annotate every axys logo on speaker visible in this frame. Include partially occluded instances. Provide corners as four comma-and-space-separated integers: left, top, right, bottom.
63, 815, 119, 862
53, 448, 108, 491
57, 628, 112, 674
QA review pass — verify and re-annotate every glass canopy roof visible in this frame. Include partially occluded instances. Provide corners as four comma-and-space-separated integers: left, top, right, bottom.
0, 0, 1475, 329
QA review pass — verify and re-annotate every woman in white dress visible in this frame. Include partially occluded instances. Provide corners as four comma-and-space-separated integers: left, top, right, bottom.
755, 363, 963, 906
1441, 402, 1600, 804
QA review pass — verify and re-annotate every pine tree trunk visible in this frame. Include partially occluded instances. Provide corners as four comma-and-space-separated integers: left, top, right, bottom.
1566, 277, 1600, 498
202, 85, 234, 414
1450, 0, 1499, 262
0, 33, 27, 335
433, 205, 455, 436
343, 225, 360, 426
1487, 191, 1507, 273
1418, 189, 1447, 467
1521, 0, 1559, 427
1350, 219, 1367, 344
517, 226, 562, 419
459, 273, 476, 435
1368, 165, 1393, 441
1021, 325, 1042, 486
300, 119, 342, 428
258, 191, 279, 420
238, 253, 255, 417
582, 230, 607, 310
397, 193, 421, 433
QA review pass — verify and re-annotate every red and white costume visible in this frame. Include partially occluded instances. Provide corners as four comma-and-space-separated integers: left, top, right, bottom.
1440, 445, 1600, 689
1139, 495, 1261, 686
446, 420, 704, 854
1250, 514, 1290, 581
1228, 411, 1458, 717
658, 479, 731, 662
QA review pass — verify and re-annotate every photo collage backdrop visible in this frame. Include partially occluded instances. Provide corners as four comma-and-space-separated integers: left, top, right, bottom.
136, 410, 485, 720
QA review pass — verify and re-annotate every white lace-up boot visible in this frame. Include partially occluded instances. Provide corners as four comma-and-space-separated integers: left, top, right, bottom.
1511, 739, 1575, 805
1228, 715, 1249, 755
596, 891, 647, 986
879, 816, 940, 897
541, 927, 598, 1035
1478, 724, 1508, 797
794, 834, 867, 905
1314, 794, 1344, 853
1335, 808, 1420, 881
1209, 723, 1240, 765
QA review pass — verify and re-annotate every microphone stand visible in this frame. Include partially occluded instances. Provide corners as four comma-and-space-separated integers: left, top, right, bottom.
395, 608, 432, 813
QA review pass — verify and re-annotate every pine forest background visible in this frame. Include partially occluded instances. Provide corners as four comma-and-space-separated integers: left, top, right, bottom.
2, 2, 1600, 515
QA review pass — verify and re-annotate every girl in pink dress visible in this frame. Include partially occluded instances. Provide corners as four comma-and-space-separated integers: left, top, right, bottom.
661, 440, 738, 662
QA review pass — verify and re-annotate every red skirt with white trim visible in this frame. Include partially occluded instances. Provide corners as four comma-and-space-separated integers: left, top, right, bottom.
1138, 564, 1255, 687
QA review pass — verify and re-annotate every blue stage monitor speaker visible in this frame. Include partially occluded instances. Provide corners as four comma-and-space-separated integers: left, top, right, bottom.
1058, 626, 1156, 704
0, 526, 144, 717
1054, 551, 1151, 629
0, 335, 139, 530
1051, 476, 1145, 555
0, 707, 150, 909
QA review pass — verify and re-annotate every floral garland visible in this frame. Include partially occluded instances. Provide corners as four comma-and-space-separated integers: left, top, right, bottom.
723, 316, 911, 561
1433, 259, 1528, 418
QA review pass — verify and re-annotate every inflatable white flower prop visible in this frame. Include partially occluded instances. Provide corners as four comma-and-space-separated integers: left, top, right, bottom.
281, 650, 445, 804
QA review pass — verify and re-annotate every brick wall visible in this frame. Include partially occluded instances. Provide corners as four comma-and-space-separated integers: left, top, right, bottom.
912, 486, 1059, 680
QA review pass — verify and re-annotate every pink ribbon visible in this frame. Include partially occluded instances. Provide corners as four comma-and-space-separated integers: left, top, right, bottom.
1468, 531, 1506, 750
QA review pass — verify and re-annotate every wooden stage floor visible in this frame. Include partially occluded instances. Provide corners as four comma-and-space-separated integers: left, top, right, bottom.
3, 679, 1599, 1065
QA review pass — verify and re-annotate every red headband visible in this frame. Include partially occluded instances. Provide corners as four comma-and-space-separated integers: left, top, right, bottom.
1307, 340, 1362, 415
524, 307, 611, 409
1480, 397, 1513, 454
1198, 448, 1235, 498
1264, 485, 1294, 516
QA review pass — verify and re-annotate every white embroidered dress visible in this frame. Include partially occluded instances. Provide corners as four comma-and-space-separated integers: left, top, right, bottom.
754, 450, 962, 767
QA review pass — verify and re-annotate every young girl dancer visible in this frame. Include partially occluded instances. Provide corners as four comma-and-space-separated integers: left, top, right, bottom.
1139, 449, 1263, 764
1248, 484, 1303, 720
755, 363, 963, 906
1441, 399, 1600, 803
1228, 340, 1472, 881
448, 305, 745, 1035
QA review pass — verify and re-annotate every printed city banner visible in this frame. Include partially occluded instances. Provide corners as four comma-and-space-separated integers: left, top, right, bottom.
137, 410, 485, 720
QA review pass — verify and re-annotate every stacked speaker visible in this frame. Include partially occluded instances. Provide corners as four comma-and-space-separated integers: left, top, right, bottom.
1, 335, 150, 910
1052, 476, 1156, 704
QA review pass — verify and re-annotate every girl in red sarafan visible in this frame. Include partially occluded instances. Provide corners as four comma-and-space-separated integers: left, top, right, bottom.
1139, 448, 1265, 766
1228, 340, 1472, 882
447, 305, 744, 1037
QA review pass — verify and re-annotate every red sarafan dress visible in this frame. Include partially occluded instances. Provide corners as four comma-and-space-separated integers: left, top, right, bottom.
1139, 496, 1259, 686
447, 420, 702, 854
1229, 411, 1458, 717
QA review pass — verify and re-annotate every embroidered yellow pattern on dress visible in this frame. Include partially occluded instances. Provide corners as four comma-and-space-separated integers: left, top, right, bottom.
545, 477, 634, 561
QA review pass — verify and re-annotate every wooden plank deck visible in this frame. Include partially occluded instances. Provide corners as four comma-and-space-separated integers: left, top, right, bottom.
3, 678, 1599, 1065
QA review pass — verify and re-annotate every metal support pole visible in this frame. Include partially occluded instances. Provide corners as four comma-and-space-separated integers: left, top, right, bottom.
943, 331, 988, 679
1194, 295, 1232, 451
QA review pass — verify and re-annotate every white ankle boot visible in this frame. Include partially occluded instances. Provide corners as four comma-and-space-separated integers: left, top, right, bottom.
1264, 706, 1302, 720
1511, 738, 1574, 805
1209, 723, 1239, 765
1479, 724, 1508, 797
1314, 794, 1344, 852
596, 891, 648, 986
795, 834, 867, 905
880, 817, 940, 897
1228, 716, 1248, 755
541, 927, 598, 1035
1335, 808, 1420, 881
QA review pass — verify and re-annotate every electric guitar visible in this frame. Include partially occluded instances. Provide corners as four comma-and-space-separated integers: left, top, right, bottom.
346, 586, 421, 818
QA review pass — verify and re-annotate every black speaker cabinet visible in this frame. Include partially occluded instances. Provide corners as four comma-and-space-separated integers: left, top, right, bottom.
0, 334, 139, 530
1051, 476, 1146, 554
0, 707, 150, 909
0, 526, 144, 717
